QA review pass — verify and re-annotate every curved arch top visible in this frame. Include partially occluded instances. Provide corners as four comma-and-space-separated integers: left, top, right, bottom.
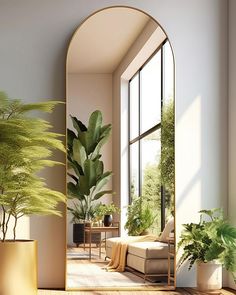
66, 5, 174, 75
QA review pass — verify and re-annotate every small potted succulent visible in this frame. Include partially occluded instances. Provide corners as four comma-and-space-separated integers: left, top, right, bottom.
178, 208, 236, 291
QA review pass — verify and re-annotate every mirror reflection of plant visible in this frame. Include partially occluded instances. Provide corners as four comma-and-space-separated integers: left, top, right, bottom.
141, 99, 174, 234
161, 99, 174, 201
96, 203, 120, 216
142, 163, 161, 235
67, 110, 113, 221
67, 202, 102, 223
178, 208, 236, 282
125, 196, 155, 236
0, 92, 66, 241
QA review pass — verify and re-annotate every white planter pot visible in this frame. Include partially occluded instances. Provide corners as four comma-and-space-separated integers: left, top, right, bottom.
197, 261, 222, 291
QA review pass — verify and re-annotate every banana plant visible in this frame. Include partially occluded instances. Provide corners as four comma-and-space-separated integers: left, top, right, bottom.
67, 110, 113, 221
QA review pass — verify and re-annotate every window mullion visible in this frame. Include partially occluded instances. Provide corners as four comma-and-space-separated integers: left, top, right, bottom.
138, 70, 142, 197
160, 44, 165, 231
128, 82, 131, 204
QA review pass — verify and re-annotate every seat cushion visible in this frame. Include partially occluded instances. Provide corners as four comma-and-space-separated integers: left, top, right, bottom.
127, 254, 173, 274
128, 241, 169, 259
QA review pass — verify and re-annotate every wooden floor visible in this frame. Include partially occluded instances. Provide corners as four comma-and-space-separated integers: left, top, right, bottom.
38, 288, 236, 295
67, 246, 171, 289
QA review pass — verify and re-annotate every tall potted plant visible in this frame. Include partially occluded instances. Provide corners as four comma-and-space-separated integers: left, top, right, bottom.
67, 110, 113, 245
178, 208, 236, 291
0, 92, 66, 295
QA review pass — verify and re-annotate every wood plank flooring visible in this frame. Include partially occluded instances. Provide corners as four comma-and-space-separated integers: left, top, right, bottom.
38, 288, 236, 295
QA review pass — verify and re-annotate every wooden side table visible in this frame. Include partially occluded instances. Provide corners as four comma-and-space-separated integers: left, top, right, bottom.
167, 236, 176, 286
84, 222, 119, 260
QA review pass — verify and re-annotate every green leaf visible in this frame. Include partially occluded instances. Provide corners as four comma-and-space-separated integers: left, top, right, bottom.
92, 171, 112, 196
86, 110, 102, 154
94, 160, 104, 179
70, 115, 87, 150
67, 129, 76, 148
205, 242, 225, 261
90, 124, 111, 159
92, 190, 113, 201
67, 173, 78, 184
83, 159, 97, 188
72, 139, 87, 171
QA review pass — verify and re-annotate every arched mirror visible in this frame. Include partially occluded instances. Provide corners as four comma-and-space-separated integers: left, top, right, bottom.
66, 6, 175, 291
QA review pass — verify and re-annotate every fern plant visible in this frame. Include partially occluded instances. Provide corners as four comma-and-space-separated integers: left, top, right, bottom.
178, 208, 236, 282
67, 110, 113, 221
0, 92, 66, 241
124, 196, 155, 236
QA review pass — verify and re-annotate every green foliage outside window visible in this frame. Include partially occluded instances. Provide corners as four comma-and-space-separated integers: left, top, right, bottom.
132, 99, 174, 235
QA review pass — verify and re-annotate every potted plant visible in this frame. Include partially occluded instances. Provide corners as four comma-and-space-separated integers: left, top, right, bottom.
67, 202, 102, 246
67, 110, 113, 245
124, 196, 155, 236
178, 208, 236, 291
96, 202, 120, 226
0, 92, 66, 295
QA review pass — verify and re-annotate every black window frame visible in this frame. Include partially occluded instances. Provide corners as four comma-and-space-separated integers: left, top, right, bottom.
128, 38, 168, 231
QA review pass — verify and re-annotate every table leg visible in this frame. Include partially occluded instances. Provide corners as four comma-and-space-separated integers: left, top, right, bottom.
99, 238, 101, 259
89, 228, 92, 261
105, 231, 107, 253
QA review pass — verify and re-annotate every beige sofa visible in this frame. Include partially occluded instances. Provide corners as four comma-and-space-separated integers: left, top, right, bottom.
106, 219, 174, 281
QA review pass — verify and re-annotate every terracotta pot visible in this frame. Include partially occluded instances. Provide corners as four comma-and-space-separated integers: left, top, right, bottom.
197, 261, 222, 291
0, 240, 37, 295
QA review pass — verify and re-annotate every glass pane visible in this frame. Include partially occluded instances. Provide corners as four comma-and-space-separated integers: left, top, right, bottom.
130, 142, 139, 199
141, 129, 161, 235
129, 74, 139, 140
140, 51, 161, 133
163, 41, 174, 104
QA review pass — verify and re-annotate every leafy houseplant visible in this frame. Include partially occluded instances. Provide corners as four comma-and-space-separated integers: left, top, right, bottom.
67, 110, 113, 244
0, 92, 66, 294
178, 208, 236, 290
124, 196, 155, 236
96, 202, 120, 226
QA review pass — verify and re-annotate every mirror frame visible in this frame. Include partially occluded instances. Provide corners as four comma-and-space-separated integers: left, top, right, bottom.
65, 5, 176, 291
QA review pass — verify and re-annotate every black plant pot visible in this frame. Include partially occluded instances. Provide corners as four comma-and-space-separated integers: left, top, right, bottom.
73, 223, 84, 247
104, 214, 113, 226
73, 223, 101, 247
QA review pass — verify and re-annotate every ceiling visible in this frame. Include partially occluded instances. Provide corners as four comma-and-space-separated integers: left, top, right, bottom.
67, 8, 152, 74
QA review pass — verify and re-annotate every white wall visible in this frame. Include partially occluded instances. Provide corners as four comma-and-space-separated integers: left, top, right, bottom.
228, 0, 236, 289
0, 0, 228, 289
67, 73, 113, 245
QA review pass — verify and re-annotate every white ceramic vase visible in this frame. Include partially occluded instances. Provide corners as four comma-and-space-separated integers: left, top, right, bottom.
197, 261, 222, 291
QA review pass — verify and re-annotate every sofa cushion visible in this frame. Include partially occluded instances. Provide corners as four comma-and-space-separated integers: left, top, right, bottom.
159, 218, 174, 242
128, 241, 169, 259
127, 254, 173, 274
